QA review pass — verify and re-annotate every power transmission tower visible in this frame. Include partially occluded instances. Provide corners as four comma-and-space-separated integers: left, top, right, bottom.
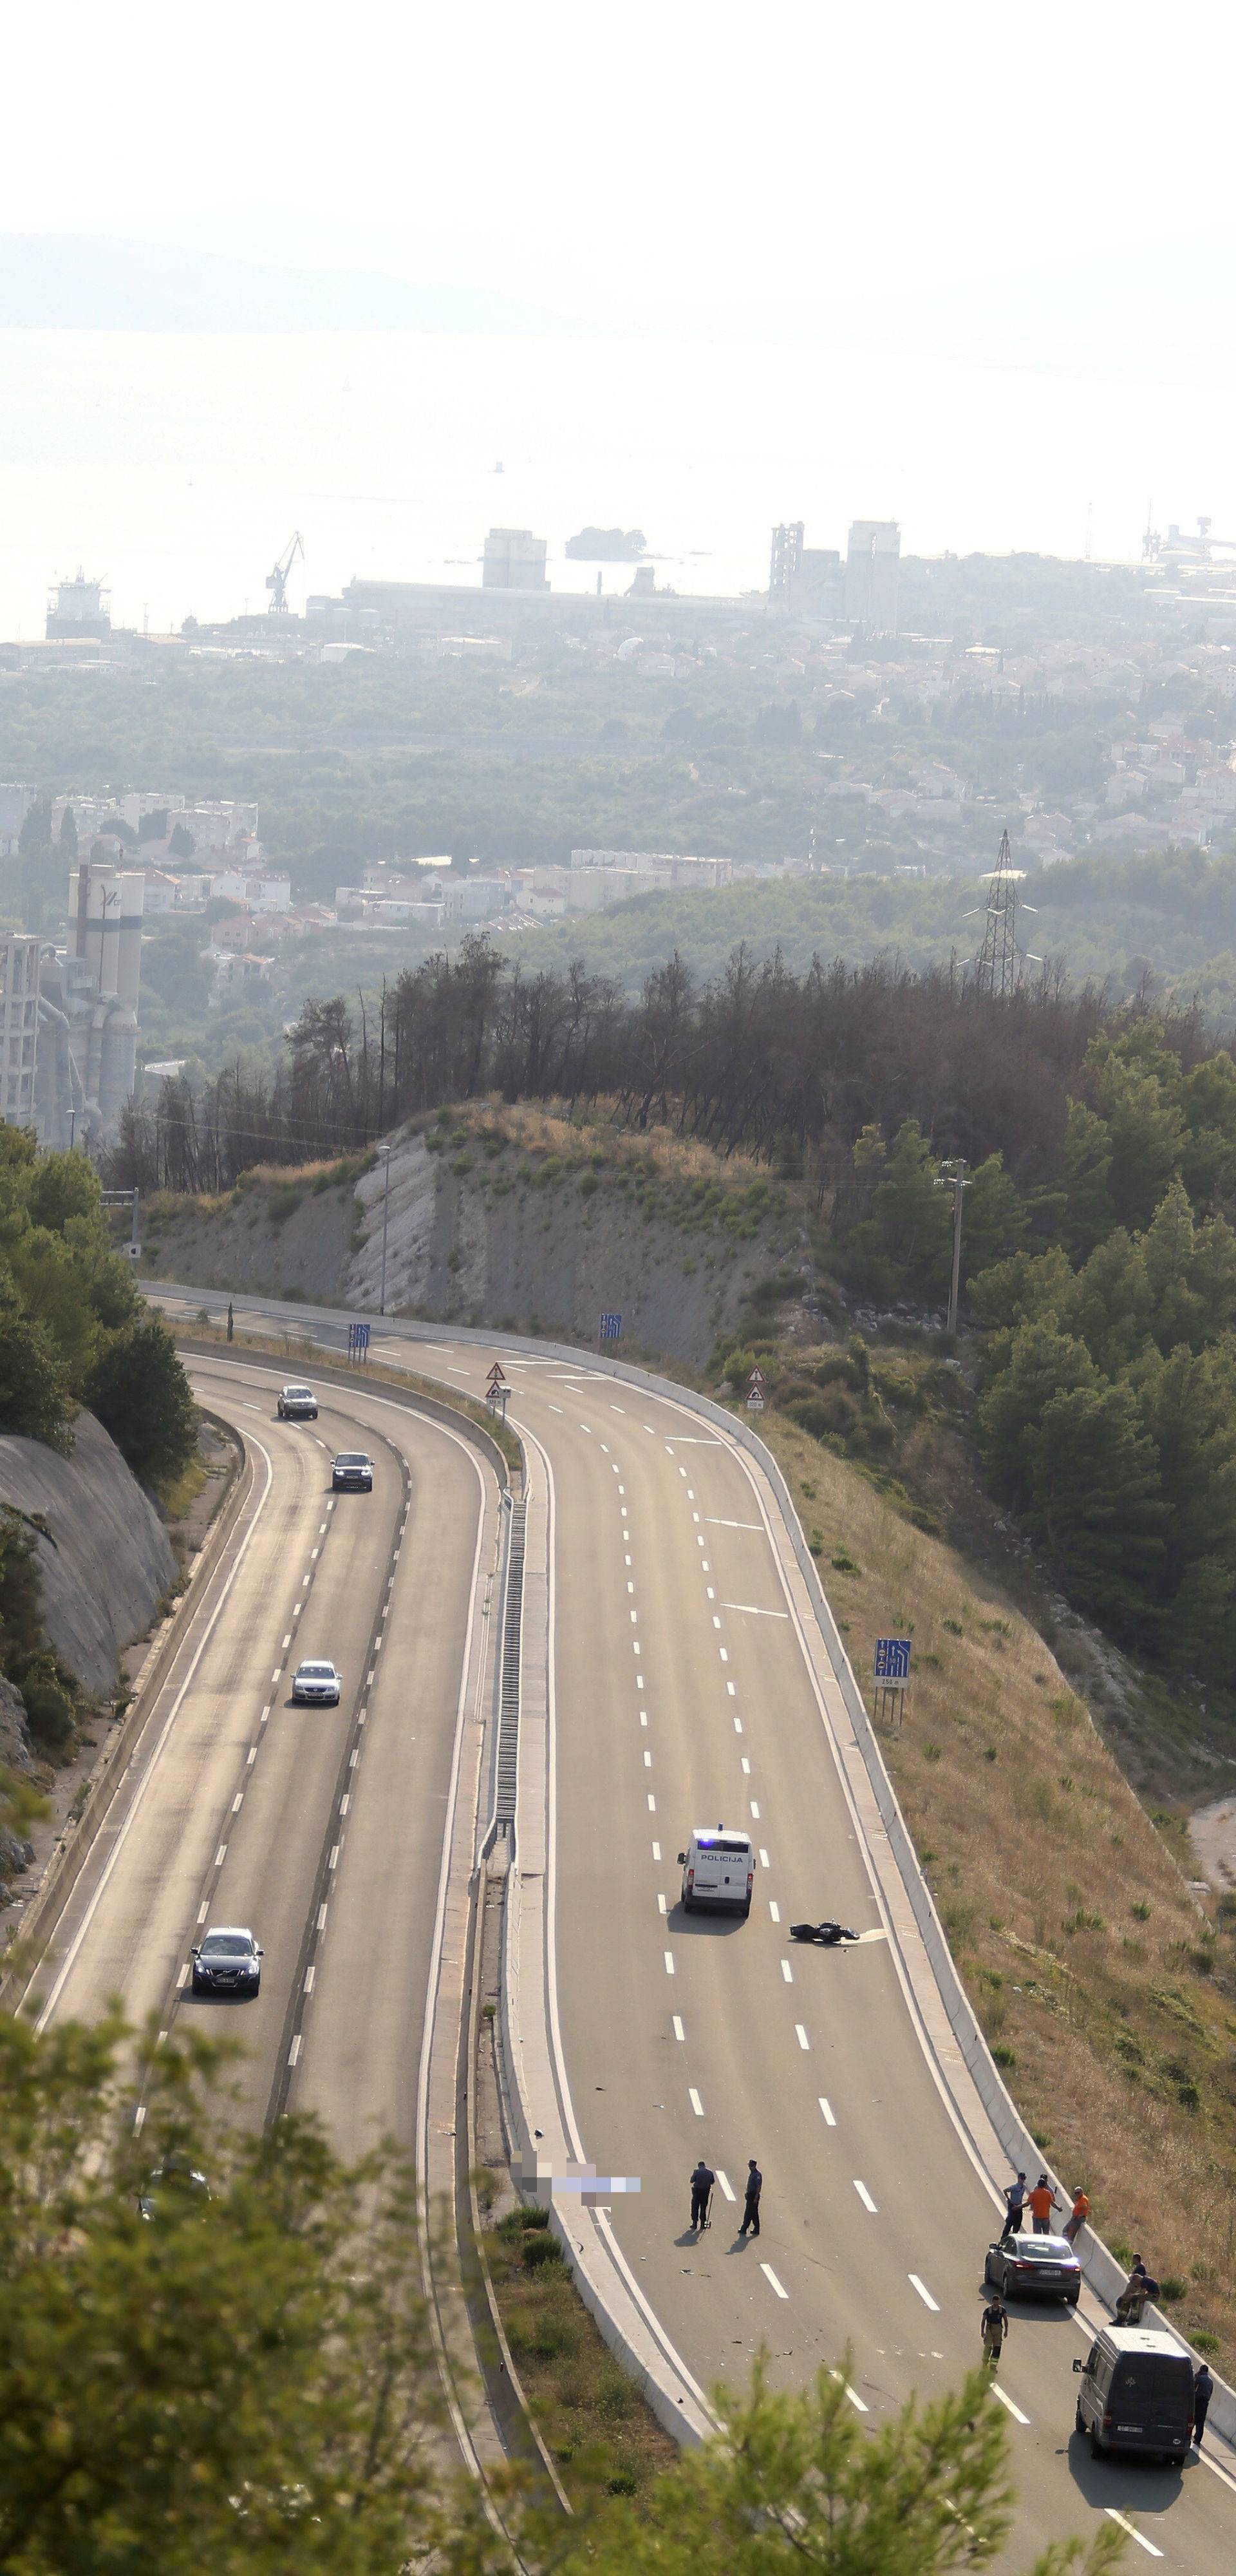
968, 828, 1038, 1000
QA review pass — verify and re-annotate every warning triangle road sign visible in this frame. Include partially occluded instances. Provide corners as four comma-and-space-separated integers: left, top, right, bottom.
487, 1361, 508, 1386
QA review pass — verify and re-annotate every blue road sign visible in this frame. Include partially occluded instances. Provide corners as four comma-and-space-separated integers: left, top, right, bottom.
874, 1636, 912, 1683
599, 1312, 623, 1341
348, 1321, 371, 1361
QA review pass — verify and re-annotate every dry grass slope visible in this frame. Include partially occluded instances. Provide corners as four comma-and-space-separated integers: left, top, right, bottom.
448, 1095, 770, 1186
762, 1409, 1236, 2376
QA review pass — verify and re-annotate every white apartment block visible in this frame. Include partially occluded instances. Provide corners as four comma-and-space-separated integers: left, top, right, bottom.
50, 791, 260, 849
0, 934, 42, 1126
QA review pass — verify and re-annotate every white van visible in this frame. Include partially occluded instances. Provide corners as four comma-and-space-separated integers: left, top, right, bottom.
677, 1827, 754, 1917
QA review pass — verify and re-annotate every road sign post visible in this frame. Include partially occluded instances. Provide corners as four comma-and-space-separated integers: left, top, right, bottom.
746, 1365, 766, 1412
348, 1320, 371, 1366
485, 1361, 510, 1430
872, 1634, 912, 1727
598, 1311, 623, 1350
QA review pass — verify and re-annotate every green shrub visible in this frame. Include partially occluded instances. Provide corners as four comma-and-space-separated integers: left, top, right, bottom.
789, 1388, 861, 1441
0, 1303, 71, 1446
19, 1653, 75, 1751
521, 2231, 565, 2271
84, 1319, 198, 1488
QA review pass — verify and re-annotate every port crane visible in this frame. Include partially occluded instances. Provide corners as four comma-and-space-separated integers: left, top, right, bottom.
1143, 511, 1236, 566
265, 531, 304, 614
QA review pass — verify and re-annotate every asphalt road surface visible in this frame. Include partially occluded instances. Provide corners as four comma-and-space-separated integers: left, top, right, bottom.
57, 1294, 1236, 2566
24, 1353, 494, 2175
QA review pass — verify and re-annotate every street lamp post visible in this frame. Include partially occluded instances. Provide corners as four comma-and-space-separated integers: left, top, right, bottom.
934, 1159, 971, 1337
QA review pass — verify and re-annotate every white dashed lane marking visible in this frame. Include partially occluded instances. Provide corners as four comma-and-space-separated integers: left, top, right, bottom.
908, 2274, 939, 2311
1104, 2511, 1161, 2558
819, 2098, 836, 2126
830, 2372, 868, 2414
761, 2263, 789, 2299
853, 2179, 877, 2212
991, 2385, 1029, 2427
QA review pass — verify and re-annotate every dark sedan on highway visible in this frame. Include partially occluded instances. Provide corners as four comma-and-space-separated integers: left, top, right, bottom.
984, 2233, 1082, 2304
190, 1926, 263, 1998
332, 1452, 373, 1491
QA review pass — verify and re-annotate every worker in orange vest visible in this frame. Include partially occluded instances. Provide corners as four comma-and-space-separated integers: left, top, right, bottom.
1063, 2186, 1090, 2245
1027, 2175, 1060, 2234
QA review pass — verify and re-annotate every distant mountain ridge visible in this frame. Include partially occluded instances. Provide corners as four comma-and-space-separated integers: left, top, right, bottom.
0, 235, 578, 334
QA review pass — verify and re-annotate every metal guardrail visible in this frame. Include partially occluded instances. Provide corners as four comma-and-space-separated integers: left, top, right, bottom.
494, 1497, 527, 1832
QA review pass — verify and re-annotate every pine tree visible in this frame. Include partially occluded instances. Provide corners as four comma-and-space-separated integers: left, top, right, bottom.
977, 1321, 1099, 1511
1027, 1381, 1165, 1636
1060, 1099, 1115, 1259
1096, 1058, 1186, 1233
959, 1152, 1028, 1287
1141, 1178, 1204, 1353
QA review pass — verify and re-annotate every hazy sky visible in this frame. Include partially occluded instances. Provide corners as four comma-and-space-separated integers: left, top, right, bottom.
6, 0, 1236, 356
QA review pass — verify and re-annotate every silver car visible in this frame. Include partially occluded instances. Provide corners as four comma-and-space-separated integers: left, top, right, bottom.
290, 1658, 341, 1706
277, 1383, 317, 1421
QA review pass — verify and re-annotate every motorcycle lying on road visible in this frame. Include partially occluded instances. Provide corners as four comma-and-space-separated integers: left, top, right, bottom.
789, 1920, 859, 1945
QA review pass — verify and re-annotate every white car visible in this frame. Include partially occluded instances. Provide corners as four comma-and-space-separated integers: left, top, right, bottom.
290, 1659, 341, 1706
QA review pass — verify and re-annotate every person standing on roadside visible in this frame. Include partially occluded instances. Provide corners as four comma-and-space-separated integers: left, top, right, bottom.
738, 2159, 762, 2239
689, 2160, 715, 2232
980, 2294, 1009, 2372
998, 2173, 1028, 2244
1063, 2186, 1090, 2245
1027, 2175, 1060, 2235
1193, 2362, 1213, 2449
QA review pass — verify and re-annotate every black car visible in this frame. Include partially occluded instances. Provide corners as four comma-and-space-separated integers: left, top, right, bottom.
332, 1452, 373, 1492
984, 2233, 1081, 2304
138, 2159, 211, 2222
191, 1926, 263, 1998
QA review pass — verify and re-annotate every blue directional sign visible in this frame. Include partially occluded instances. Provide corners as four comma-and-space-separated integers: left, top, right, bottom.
874, 1636, 912, 1683
348, 1321, 371, 1362
599, 1312, 623, 1342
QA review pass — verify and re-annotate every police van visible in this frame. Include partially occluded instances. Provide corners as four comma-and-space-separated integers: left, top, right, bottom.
677, 1827, 754, 1917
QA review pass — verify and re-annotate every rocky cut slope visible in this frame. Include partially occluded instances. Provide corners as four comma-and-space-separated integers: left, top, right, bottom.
0, 1415, 176, 1699
140, 1110, 804, 1365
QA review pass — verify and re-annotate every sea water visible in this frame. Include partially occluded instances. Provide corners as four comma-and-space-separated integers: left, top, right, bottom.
3, 325, 1235, 638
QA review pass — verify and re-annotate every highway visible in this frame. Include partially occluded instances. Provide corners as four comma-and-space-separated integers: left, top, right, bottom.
23, 1353, 498, 2182
39, 1290, 1236, 2568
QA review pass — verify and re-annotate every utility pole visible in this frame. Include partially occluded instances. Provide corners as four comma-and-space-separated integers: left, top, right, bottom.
379, 1151, 391, 1318
934, 1159, 971, 1336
